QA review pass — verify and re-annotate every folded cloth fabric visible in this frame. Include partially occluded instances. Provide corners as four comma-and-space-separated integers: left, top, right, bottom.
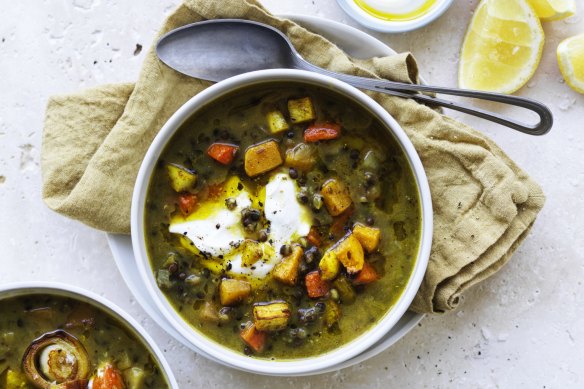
41, 0, 545, 313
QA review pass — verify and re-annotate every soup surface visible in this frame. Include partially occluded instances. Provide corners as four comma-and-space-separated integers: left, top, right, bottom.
145, 84, 421, 359
0, 294, 168, 388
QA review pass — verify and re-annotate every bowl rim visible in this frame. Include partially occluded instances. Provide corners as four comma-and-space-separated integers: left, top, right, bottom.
0, 281, 179, 388
131, 69, 432, 375
335, 0, 454, 33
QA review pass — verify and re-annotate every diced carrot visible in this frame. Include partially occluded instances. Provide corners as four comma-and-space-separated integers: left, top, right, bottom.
207, 143, 239, 165
90, 363, 125, 389
330, 205, 354, 238
240, 322, 267, 353
306, 226, 322, 247
304, 122, 341, 143
305, 271, 330, 298
178, 193, 198, 216
353, 262, 380, 285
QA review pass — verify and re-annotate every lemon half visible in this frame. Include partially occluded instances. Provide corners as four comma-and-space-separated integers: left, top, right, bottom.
528, 0, 576, 21
459, 0, 545, 94
558, 33, 584, 94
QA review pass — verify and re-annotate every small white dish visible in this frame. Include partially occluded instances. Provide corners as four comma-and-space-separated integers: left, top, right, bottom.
0, 282, 179, 388
336, 0, 454, 33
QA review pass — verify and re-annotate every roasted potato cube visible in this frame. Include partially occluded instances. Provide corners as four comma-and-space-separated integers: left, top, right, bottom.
219, 279, 251, 306
288, 97, 315, 124
266, 110, 289, 133
334, 234, 364, 274
166, 163, 197, 192
332, 276, 356, 304
253, 301, 291, 331
244, 140, 283, 177
323, 300, 342, 328
272, 245, 303, 285
285, 143, 317, 172
241, 239, 263, 267
200, 301, 220, 323
321, 178, 352, 216
352, 223, 381, 252
318, 249, 340, 281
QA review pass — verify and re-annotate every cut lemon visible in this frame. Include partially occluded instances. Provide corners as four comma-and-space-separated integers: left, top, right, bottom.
527, 0, 576, 21
459, 0, 544, 94
558, 33, 584, 94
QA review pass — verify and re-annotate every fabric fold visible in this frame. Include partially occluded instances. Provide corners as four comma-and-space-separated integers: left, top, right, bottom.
41, 0, 544, 313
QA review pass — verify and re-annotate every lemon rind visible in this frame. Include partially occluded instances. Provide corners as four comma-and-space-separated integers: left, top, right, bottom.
557, 35, 584, 94
532, 0, 576, 22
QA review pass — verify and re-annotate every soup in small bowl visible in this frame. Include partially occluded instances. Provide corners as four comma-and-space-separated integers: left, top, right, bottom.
0, 283, 177, 388
132, 69, 432, 375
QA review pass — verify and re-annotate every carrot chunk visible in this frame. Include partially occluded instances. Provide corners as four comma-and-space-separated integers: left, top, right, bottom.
90, 363, 125, 389
304, 122, 341, 143
207, 143, 238, 165
178, 193, 198, 216
240, 322, 267, 353
306, 226, 322, 247
353, 262, 380, 285
305, 271, 330, 298
330, 205, 354, 238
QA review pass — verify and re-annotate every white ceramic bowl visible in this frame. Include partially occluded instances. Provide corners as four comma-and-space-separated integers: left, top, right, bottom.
336, 0, 454, 33
131, 69, 432, 376
0, 282, 179, 388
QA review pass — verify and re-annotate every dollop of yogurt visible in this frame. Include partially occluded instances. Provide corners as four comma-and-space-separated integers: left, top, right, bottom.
169, 173, 312, 281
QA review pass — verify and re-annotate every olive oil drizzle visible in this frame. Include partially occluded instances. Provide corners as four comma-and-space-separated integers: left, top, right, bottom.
353, 0, 437, 21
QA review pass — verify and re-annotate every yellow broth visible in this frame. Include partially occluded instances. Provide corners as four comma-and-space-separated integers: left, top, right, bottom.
145, 84, 421, 359
0, 294, 169, 388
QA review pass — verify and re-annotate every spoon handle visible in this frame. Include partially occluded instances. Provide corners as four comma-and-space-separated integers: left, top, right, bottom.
297, 60, 553, 136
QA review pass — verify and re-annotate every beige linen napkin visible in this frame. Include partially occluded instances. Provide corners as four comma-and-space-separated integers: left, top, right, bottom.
41, 0, 545, 313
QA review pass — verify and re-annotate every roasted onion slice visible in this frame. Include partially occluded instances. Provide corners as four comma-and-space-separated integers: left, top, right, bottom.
22, 330, 90, 389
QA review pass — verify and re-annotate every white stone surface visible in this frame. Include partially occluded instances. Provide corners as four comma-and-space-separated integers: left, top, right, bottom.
0, 0, 583, 387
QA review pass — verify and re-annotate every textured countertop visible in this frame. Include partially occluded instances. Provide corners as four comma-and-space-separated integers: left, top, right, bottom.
1, 0, 583, 387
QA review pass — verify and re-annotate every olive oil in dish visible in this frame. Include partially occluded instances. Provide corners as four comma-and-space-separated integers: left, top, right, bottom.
353, 0, 437, 21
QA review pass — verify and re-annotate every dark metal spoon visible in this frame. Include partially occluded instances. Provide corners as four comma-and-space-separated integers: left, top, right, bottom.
156, 19, 553, 136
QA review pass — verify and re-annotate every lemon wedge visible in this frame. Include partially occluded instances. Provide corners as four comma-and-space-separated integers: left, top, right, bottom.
527, 0, 576, 21
558, 33, 584, 94
459, 0, 544, 94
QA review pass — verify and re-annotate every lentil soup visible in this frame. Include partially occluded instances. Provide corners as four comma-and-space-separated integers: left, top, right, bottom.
0, 293, 169, 388
145, 83, 421, 360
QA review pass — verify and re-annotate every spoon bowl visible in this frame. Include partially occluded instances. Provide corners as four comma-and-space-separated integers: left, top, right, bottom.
157, 20, 296, 82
